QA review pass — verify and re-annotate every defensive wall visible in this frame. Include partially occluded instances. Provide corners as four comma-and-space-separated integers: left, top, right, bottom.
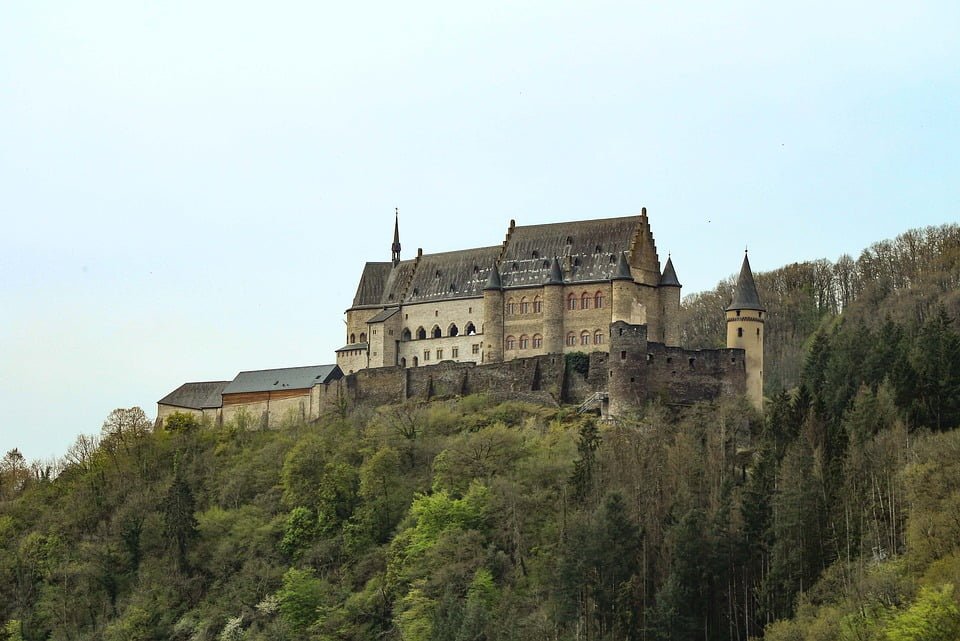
312, 321, 747, 420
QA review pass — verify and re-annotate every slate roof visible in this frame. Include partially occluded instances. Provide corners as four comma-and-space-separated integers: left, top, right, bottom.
660, 256, 681, 287
367, 307, 400, 323
404, 246, 502, 303
158, 381, 229, 409
348, 214, 665, 310
727, 253, 765, 311
222, 365, 342, 394
499, 216, 643, 288
335, 342, 368, 352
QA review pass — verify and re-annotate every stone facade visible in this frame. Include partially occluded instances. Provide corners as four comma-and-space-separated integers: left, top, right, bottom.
338, 210, 684, 375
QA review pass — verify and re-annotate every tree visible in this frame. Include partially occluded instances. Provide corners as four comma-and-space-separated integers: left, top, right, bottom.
162, 459, 198, 572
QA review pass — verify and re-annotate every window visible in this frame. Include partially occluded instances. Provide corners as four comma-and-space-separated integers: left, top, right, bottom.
449, 323, 459, 337
350, 333, 356, 343
519, 335, 529, 349
533, 296, 542, 313
417, 327, 426, 340
566, 332, 576, 346
506, 336, 516, 350
413, 356, 419, 366
737, 327, 743, 337
451, 347, 459, 358
472, 343, 480, 354
594, 291, 604, 309
507, 298, 517, 315
594, 330, 603, 345
581, 293, 590, 310
580, 331, 590, 346
359, 332, 366, 343
466, 322, 477, 335
520, 297, 530, 314
424, 350, 431, 361
437, 349, 443, 359
532, 334, 543, 348
567, 294, 577, 310
432, 326, 442, 339
402, 328, 412, 341
400, 357, 407, 368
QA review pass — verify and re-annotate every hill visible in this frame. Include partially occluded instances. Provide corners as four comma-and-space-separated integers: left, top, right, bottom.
2, 224, 960, 640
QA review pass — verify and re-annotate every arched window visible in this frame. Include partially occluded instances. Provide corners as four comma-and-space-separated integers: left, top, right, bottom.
449, 323, 459, 337
465, 322, 476, 335
519, 335, 529, 349
594, 291, 604, 309
350, 333, 356, 343
413, 356, 419, 367
594, 330, 603, 345
401, 328, 412, 341
400, 357, 407, 368
506, 335, 516, 350
580, 331, 590, 346
581, 292, 591, 310
532, 334, 543, 348
566, 332, 576, 346
520, 297, 530, 314
417, 327, 427, 340
507, 298, 516, 315
359, 332, 366, 343
567, 293, 577, 310
533, 296, 542, 313
432, 325, 442, 339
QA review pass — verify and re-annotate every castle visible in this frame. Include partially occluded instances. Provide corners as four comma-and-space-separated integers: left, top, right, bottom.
158, 209, 764, 426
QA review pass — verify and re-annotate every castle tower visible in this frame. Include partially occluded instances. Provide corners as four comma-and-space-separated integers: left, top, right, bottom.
542, 257, 564, 354
726, 251, 765, 410
482, 264, 504, 363
611, 251, 635, 324
659, 255, 682, 346
391, 208, 402, 266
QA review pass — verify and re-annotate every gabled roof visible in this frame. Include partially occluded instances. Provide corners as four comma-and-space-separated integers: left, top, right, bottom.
222, 364, 342, 395
404, 246, 501, 303
499, 216, 644, 287
727, 253, 764, 311
158, 381, 229, 409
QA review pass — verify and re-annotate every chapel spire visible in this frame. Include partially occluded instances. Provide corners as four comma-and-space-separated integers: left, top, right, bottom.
391, 208, 401, 266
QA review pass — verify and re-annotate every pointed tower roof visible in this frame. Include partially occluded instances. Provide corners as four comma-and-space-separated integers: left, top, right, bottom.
391, 208, 402, 265
726, 251, 764, 311
612, 251, 633, 281
545, 256, 564, 285
660, 255, 681, 287
483, 262, 502, 291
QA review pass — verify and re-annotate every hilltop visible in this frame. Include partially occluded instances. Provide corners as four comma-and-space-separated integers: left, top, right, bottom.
1, 223, 959, 641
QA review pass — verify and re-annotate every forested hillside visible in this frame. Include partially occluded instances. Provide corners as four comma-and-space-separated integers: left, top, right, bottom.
2, 224, 960, 641
679, 224, 960, 392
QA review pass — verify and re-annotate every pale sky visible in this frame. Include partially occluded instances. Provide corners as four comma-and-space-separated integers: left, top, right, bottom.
2, 1, 958, 462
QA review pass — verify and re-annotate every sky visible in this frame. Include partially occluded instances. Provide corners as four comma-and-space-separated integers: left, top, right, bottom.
2, 1, 958, 462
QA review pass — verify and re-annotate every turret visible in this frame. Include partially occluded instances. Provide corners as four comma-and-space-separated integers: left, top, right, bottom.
726, 251, 765, 410
611, 251, 635, 324
659, 255, 681, 346
482, 264, 504, 363
542, 257, 564, 354
391, 208, 402, 266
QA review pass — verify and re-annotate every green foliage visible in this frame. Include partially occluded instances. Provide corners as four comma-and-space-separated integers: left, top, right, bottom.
277, 567, 325, 633
564, 351, 590, 377
163, 411, 200, 433
885, 585, 960, 641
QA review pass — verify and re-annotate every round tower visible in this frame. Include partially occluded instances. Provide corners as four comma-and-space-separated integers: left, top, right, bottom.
483, 264, 504, 363
610, 251, 635, 323
542, 257, 564, 354
659, 255, 682, 346
726, 251, 765, 410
